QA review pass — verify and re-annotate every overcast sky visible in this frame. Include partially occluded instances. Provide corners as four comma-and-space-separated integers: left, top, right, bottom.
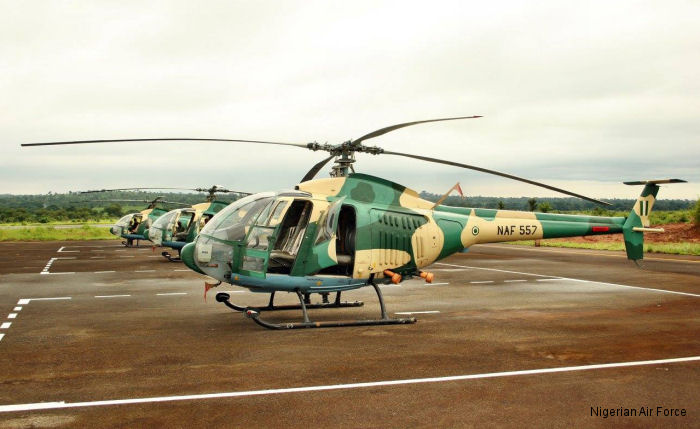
2, 0, 698, 200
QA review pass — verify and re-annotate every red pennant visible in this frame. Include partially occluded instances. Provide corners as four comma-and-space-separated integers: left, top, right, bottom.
204, 282, 213, 302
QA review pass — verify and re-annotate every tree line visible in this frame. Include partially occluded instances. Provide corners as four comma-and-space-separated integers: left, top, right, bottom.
0, 190, 695, 224
418, 192, 695, 212
0, 191, 239, 223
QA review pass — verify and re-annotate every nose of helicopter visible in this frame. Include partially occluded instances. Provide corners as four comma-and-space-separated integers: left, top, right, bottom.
181, 242, 204, 274
148, 227, 161, 245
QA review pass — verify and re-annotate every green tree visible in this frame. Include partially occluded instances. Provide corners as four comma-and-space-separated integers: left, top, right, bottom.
497, 201, 505, 210
527, 198, 537, 212
538, 202, 552, 213
104, 204, 123, 218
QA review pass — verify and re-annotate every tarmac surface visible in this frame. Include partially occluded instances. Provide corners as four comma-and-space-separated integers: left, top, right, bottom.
0, 240, 698, 428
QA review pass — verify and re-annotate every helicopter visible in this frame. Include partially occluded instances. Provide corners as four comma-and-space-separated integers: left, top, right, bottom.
77, 189, 194, 246
146, 186, 251, 261
23, 116, 685, 329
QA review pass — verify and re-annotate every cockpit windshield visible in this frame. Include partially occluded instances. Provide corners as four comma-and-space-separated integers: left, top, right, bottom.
199, 193, 275, 242
152, 209, 180, 230
115, 213, 135, 227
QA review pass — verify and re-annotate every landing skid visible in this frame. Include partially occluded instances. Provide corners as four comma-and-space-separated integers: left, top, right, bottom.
161, 251, 182, 262
215, 283, 416, 329
122, 240, 148, 248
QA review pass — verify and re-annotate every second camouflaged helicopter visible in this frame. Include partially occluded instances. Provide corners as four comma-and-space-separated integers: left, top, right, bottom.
147, 185, 251, 261
23, 116, 685, 329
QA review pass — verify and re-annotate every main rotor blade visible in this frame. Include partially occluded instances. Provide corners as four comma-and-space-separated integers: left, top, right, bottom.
74, 199, 156, 203
158, 201, 191, 207
300, 155, 335, 182
192, 187, 252, 195
73, 198, 189, 206
382, 150, 611, 206
353, 115, 482, 145
22, 138, 309, 148
81, 187, 194, 194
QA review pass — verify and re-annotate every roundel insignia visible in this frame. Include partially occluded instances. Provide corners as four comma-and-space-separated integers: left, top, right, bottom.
471, 225, 479, 236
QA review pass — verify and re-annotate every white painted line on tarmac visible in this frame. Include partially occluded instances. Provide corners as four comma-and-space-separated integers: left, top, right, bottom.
57, 247, 79, 253
1, 355, 697, 413
504, 279, 527, 283
156, 292, 187, 296
395, 311, 440, 315
40, 257, 57, 274
7, 314, 17, 319
481, 244, 700, 264
26, 297, 72, 301
174, 269, 191, 272
426, 282, 449, 286
90, 256, 106, 259
536, 278, 562, 282
134, 270, 155, 273
0, 334, 4, 342
94, 271, 116, 274
470, 281, 493, 284
17, 299, 30, 305
434, 263, 556, 279
436, 263, 700, 298
558, 278, 700, 298
95, 295, 131, 299
67, 245, 122, 248
118, 256, 135, 258
1, 323, 11, 329
13, 307, 21, 312
46, 272, 75, 275
56, 257, 77, 260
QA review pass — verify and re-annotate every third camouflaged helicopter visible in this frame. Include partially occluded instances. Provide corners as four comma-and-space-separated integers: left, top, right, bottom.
23, 116, 685, 329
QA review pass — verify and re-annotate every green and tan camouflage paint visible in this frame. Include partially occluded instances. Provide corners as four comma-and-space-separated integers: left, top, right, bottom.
292, 173, 652, 280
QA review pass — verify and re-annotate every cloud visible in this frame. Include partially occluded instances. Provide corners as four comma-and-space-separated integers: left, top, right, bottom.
1, 0, 698, 198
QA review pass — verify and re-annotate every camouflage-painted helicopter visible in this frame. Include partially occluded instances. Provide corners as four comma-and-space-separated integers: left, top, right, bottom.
78, 193, 190, 247
146, 186, 251, 261
23, 116, 685, 329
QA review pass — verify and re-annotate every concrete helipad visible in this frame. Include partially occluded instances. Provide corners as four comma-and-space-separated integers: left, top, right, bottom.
0, 240, 698, 427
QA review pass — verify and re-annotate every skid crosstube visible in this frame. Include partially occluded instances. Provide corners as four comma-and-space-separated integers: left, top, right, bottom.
214, 282, 417, 330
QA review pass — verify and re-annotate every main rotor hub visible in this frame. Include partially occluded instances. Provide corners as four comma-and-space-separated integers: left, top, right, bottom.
330, 151, 356, 177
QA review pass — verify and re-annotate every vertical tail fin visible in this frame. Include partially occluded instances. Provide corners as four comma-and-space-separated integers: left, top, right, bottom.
621, 179, 686, 260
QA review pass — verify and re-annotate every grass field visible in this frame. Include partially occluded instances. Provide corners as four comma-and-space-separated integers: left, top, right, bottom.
0, 219, 117, 227
0, 225, 116, 241
507, 240, 700, 256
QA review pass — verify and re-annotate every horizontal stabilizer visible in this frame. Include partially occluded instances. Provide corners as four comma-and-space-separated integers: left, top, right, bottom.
623, 179, 687, 185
